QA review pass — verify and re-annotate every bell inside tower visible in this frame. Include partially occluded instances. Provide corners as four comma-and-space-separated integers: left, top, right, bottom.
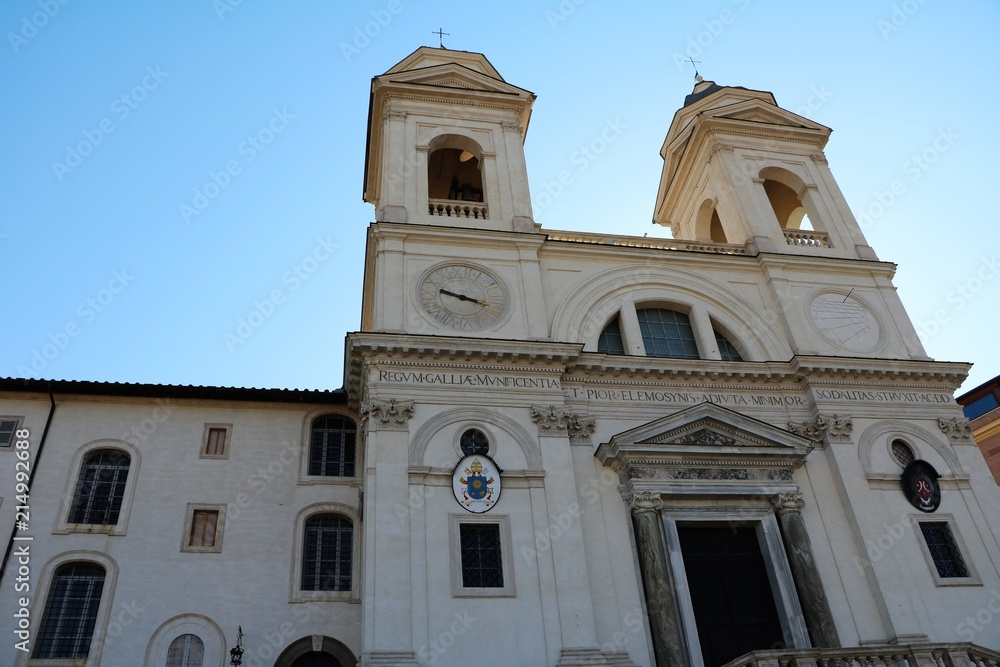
428, 148, 484, 203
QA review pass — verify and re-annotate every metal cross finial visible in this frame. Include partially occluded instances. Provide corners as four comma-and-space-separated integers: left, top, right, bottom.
685, 57, 701, 77
432, 28, 450, 48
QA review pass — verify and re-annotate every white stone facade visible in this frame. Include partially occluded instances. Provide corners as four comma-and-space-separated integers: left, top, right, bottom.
1, 47, 998, 667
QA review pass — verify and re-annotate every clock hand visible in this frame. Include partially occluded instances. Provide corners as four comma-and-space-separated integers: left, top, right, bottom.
439, 288, 488, 307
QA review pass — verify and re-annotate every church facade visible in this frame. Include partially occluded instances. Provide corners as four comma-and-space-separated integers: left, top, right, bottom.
1, 47, 999, 667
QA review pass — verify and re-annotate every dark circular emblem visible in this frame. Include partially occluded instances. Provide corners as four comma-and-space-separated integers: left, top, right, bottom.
901, 460, 941, 513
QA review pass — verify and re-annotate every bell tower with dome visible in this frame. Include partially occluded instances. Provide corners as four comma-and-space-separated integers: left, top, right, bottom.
654, 76, 879, 262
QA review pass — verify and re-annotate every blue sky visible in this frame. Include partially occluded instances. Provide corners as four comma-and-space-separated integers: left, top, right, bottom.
1, 1, 997, 393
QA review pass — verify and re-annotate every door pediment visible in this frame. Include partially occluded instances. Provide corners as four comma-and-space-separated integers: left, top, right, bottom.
596, 404, 812, 492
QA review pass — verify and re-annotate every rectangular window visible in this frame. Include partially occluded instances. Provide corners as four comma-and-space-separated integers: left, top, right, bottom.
919, 521, 970, 579
205, 428, 226, 456
189, 510, 219, 547
200, 424, 231, 459
449, 514, 514, 597
0, 419, 18, 447
181, 504, 226, 553
460, 523, 504, 588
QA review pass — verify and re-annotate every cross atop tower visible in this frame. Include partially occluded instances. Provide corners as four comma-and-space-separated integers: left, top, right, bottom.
432, 28, 450, 48
684, 57, 701, 78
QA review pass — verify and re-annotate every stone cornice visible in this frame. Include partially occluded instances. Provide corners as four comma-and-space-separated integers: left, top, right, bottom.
346, 333, 582, 403
791, 356, 970, 388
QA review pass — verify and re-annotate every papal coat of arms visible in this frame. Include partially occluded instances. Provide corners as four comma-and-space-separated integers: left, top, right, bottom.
452, 455, 501, 513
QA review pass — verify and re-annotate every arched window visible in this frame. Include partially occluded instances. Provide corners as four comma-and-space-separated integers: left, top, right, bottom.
69, 449, 130, 525
636, 308, 699, 359
302, 514, 353, 591
167, 634, 205, 667
598, 317, 626, 355
309, 415, 356, 477
460, 428, 490, 455
33, 562, 106, 659
695, 199, 728, 243
428, 148, 483, 202
763, 179, 811, 230
593, 306, 749, 361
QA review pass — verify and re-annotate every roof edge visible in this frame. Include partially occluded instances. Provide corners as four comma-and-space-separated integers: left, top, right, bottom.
0, 377, 347, 405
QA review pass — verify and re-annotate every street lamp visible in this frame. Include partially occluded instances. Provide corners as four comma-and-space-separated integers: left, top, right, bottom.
229, 626, 244, 666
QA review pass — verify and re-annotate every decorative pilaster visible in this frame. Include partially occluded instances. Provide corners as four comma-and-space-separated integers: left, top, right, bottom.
788, 414, 853, 444
937, 417, 973, 442
628, 492, 688, 667
360, 398, 414, 431
530, 405, 596, 445
772, 493, 840, 648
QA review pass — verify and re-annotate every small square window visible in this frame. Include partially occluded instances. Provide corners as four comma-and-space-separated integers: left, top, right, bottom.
181, 504, 226, 553
0, 419, 19, 447
449, 514, 514, 597
200, 424, 231, 459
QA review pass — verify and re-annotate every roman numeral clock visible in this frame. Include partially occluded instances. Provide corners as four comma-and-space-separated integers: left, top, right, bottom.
418, 263, 508, 331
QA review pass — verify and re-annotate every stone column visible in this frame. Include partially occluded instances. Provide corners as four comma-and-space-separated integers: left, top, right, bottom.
772, 493, 840, 648
629, 492, 687, 667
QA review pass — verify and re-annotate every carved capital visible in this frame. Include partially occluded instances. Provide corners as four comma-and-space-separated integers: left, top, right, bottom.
938, 417, 973, 442
707, 143, 734, 161
773, 492, 805, 515
360, 398, 414, 431
788, 413, 852, 443
628, 491, 663, 513
531, 405, 596, 444
810, 152, 828, 165
383, 108, 407, 122
501, 121, 523, 136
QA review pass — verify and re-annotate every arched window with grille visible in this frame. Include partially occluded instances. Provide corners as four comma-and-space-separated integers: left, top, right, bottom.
69, 449, 130, 525
636, 308, 700, 359
301, 514, 353, 591
309, 415, 356, 477
33, 562, 106, 659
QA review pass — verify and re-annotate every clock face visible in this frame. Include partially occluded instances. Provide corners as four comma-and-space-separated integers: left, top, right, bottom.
809, 291, 881, 352
418, 263, 507, 331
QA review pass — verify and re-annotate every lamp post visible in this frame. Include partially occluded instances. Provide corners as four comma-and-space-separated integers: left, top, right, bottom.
229, 626, 244, 666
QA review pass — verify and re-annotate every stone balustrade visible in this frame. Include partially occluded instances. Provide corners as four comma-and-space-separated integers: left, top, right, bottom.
545, 229, 747, 255
721, 643, 1000, 667
784, 229, 831, 247
428, 198, 488, 219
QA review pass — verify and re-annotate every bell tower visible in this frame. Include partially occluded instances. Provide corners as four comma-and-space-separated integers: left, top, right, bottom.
653, 77, 878, 261
363, 47, 537, 232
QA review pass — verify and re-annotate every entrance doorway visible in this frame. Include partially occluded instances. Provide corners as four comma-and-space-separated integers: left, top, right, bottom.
291, 652, 341, 667
677, 524, 785, 667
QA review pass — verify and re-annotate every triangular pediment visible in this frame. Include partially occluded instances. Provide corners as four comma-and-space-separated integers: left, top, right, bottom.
596, 403, 813, 477
385, 46, 504, 79
378, 62, 531, 97
710, 99, 829, 132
